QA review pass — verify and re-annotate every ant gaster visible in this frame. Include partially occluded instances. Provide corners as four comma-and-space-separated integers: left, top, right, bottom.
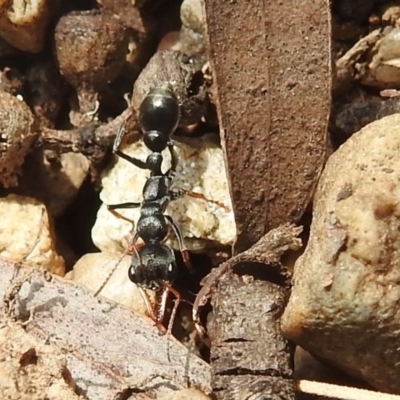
113, 82, 180, 176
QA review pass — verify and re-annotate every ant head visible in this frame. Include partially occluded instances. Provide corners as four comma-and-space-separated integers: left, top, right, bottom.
146, 152, 163, 173
128, 243, 178, 289
139, 84, 180, 139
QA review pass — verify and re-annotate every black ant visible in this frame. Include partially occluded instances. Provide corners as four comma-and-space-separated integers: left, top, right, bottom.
96, 83, 225, 332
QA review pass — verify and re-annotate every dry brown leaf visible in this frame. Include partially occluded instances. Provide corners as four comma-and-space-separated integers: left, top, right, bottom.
204, 0, 331, 252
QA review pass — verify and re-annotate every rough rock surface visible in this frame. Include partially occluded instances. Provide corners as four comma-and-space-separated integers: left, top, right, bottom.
0, 92, 37, 188
362, 27, 400, 89
0, 194, 65, 275
18, 151, 90, 217
0, 322, 79, 400
92, 135, 235, 253
281, 113, 400, 393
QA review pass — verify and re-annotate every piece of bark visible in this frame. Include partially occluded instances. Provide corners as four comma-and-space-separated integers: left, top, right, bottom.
209, 273, 295, 400
204, 0, 331, 252
38, 106, 139, 177
194, 224, 302, 399
193, 223, 303, 337
0, 260, 211, 399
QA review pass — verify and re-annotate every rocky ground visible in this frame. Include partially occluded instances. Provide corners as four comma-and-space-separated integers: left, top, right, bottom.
1, 0, 400, 399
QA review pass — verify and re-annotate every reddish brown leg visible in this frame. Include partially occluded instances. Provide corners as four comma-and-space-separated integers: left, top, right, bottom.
165, 215, 192, 271
107, 207, 136, 224
138, 287, 157, 321
156, 283, 181, 335
94, 245, 132, 297
184, 190, 228, 210
127, 240, 142, 266
180, 249, 192, 268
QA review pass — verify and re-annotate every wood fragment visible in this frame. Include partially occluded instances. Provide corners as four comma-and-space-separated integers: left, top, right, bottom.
297, 380, 400, 400
39, 107, 138, 169
193, 223, 302, 337
0, 260, 211, 400
209, 272, 295, 400
204, 0, 331, 252
194, 224, 302, 399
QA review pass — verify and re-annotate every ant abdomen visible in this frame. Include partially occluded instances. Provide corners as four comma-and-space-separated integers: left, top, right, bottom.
139, 84, 180, 152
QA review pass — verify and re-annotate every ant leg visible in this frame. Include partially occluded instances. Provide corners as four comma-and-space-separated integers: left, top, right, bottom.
138, 287, 158, 322
164, 215, 191, 269
113, 123, 148, 169
127, 232, 143, 267
157, 283, 181, 334
156, 288, 169, 326
166, 141, 178, 180
107, 202, 141, 224
95, 230, 140, 297
114, 150, 148, 170
94, 245, 132, 297
170, 188, 228, 210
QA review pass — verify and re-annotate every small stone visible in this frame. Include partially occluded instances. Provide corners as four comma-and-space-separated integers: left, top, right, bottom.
381, 3, 400, 27
281, 113, 400, 393
67, 252, 156, 314
0, 0, 58, 53
158, 31, 181, 52
18, 151, 90, 217
0, 92, 37, 188
92, 135, 235, 254
362, 27, 400, 89
181, 0, 205, 34
158, 388, 211, 400
180, 0, 206, 60
0, 194, 65, 275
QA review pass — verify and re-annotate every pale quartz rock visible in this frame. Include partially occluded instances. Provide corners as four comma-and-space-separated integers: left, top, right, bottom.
158, 388, 211, 400
0, 194, 65, 275
362, 28, 400, 89
180, 0, 206, 60
92, 135, 235, 253
281, 113, 400, 393
67, 252, 155, 315
181, 0, 205, 34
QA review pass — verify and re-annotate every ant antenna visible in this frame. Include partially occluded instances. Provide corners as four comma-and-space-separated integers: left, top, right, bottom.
94, 249, 129, 297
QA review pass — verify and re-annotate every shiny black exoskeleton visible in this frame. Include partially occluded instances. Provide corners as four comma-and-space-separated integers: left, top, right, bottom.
113, 83, 180, 175
139, 83, 180, 154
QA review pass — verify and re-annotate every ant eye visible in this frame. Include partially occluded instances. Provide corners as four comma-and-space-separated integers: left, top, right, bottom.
162, 262, 177, 283
128, 264, 144, 285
